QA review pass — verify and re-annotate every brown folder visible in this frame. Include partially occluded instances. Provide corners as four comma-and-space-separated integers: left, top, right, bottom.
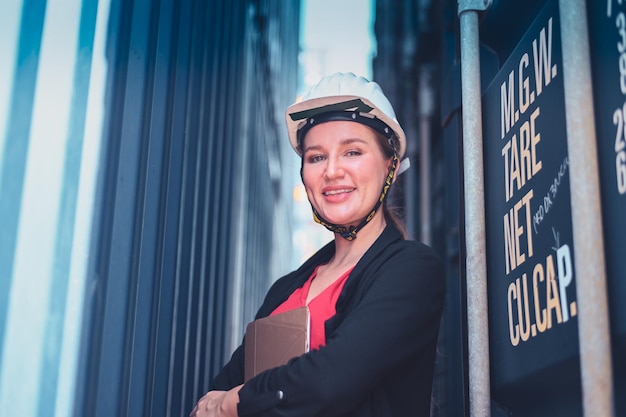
244, 306, 310, 381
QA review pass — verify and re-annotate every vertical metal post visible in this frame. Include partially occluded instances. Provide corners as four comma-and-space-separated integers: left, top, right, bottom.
558, 1, 614, 415
419, 66, 434, 246
457, 1, 492, 416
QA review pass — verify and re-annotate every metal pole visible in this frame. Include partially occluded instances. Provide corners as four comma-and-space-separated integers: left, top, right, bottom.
558, 1, 614, 415
457, 1, 492, 416
419, 66, 434, 246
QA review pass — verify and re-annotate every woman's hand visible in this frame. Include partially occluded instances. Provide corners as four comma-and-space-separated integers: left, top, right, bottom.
190, 385, 242, 417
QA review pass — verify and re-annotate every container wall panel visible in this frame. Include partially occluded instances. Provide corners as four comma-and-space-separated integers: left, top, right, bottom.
0, 0, 111, 416
0, 0, 299, 416
78, 0, 300, 416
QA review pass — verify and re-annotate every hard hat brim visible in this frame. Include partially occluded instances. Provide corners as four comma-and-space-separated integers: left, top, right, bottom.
286, 95, 406, 159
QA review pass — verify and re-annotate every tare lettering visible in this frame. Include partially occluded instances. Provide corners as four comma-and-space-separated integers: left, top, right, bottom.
501, 18, 557, 140
614, 101, 626, 194
507, 243, 576, 346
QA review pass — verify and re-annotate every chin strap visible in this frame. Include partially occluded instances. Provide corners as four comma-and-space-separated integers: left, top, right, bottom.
309, 153, 398, 241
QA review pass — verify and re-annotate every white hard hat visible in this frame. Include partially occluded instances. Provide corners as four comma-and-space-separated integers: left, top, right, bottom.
285, 73, 406, 159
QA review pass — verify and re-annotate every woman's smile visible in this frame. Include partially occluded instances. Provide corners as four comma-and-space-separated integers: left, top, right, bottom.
322, 187, 354, 196
322, 186, 355, 200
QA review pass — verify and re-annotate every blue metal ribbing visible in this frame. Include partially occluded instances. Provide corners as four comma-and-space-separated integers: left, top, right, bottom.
0, 0, 47, 372
36, 0, 100, 416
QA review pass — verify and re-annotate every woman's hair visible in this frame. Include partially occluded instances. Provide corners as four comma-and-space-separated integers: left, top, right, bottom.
384, 188, 410, 240
375, 131, 410, 240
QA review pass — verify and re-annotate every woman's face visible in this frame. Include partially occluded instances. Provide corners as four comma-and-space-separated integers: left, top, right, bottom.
301, 120, 391, 228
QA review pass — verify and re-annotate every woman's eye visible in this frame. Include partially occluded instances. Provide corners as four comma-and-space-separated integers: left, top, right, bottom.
345, 149, 362, 157
307, 154, 325, 163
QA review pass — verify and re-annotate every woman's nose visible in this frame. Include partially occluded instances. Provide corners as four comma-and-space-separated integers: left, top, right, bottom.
324, 156, 344, 179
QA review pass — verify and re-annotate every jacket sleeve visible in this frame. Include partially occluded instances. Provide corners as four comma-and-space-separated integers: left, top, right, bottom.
236, 242, 445, 417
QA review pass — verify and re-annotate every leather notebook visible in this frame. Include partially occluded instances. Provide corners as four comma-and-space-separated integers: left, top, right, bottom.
244, 306, 310, 381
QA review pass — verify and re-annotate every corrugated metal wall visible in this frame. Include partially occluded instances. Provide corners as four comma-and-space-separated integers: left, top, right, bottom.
0, 0, 110, 415
0, 0, 300, 416
76, 1, 300, 416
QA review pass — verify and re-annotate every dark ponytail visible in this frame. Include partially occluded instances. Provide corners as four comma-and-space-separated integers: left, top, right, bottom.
383, 183, 410, 240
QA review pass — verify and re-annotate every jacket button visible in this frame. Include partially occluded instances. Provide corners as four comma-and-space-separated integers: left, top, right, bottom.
276, 390, 285, 401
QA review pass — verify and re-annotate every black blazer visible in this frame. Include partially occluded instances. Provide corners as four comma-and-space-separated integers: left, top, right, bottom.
211, 225, 445, 417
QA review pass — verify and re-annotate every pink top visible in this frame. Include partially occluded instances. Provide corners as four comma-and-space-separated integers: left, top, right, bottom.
270, 265, 353, 350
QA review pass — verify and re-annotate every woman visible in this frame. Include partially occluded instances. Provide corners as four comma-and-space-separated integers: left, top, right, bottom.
191, 73, 444, 417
